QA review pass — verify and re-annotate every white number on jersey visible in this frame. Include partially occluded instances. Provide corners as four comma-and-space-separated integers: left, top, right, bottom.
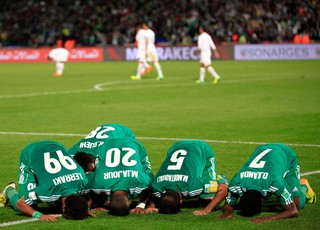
44, 150, 77, 174
249, 148, 272, 168
105, 147, 137, 167
85, 126, 116, 139
167, 149, 187, 170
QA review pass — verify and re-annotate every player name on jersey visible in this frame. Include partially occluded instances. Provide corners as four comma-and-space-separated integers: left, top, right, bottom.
79, 141, 104, 149
104, 170, 139, 179
156, 174, 189, 183
52, 172, 85, 186
240, 171, 269, 180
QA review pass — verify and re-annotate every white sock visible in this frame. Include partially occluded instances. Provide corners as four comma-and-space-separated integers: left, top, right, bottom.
154, 62, 163, 76
56, 62, 64, 74
200, 67, 206, 81
136, 63, 144, 78
207, 66, 219, 79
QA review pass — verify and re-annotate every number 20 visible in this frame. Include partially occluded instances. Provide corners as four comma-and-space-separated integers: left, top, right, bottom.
249, 148, 272, 168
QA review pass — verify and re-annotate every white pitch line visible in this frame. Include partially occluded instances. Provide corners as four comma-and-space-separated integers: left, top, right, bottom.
1, 74, 314, 99
0, 218, 39, 227
0, 131, 320, 148
0, 215, 61, 228
301, 170, 320, 176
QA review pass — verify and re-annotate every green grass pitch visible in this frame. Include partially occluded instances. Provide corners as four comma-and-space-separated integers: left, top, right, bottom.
0, 60, 319, 229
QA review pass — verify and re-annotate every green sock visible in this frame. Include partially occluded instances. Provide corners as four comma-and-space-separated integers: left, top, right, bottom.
5, 187, 17, 199
301, 184, 308, 195
4, 188, 21, 213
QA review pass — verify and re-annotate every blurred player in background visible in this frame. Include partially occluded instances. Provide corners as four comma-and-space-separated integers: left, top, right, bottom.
0, 141, 90, 221
47, 40, 74, 77
196, 25, 221, 84
142, 22, 164, 80
131, 23, 149, 80
47, 47, 70, 77
219, 143, 316, 223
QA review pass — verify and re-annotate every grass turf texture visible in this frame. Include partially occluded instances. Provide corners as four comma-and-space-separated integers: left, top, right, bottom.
0, 60, 319, 229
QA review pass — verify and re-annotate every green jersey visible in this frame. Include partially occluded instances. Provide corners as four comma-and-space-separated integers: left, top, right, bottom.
226, 143, 300, 206
18, 141, 88, 206
69, 124, 135, 157
152, 140, 218, 199
87, 137, 153, 198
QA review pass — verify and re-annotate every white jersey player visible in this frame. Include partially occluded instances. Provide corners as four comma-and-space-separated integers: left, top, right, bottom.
131, 24, 148, 80
196, 26, 221, 84
47, 47, 70, 77
143, 23, 164, 80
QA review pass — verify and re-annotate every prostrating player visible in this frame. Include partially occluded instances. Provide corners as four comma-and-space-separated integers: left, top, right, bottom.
142, 22, 164, 81
219, 143, 316, 223
47, 47, 70, 77
78, 137, 154, 216
196, 25, 221, 84
131, 23, 150, 80
137, 140, 227, 215
69, 123, 135, 158
0, 141, 89, 221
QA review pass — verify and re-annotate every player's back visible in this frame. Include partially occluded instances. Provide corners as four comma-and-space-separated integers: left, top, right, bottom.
19, 140, 87, 195
91, 137, 152, 194
198, 32, 215, 53
242, 143, 296, 176
69, 124, 135, 157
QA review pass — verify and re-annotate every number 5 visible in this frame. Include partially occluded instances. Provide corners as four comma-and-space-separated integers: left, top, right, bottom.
249, 149, 272, 168
168, 149, 187, 170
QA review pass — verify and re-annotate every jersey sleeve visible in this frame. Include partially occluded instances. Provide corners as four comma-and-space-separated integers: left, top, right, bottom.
273, 177, 294, 206
17, 162, 39, 206
201, 143, 218, 194
137, 141, 153, 179
225, 174, 242, 205
209, 37, 216, 50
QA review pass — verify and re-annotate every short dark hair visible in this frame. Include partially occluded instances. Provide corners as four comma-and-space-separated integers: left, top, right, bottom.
109, 194, 130, 216
238, 190, 263, 217
158, 190, 181, 214
74, 152, 96, 173
63, 194, 88, 220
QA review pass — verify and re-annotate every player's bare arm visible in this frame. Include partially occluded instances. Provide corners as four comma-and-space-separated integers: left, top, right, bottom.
16, 197, 58, 221
130, 188, 152, 214
218, 203, 235, 219
193, 182, 228, 216
251, 202, 298, 223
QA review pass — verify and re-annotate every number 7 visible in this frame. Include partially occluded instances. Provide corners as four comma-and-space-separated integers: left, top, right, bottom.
249, 149, 272, 168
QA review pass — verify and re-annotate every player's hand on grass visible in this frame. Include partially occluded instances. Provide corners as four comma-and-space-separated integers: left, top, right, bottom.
90, 207, 108, 213
250, 217, 271, 223
193, 209, 210, 216
39, 214, 59, 221
217, 213, 234, 219
144, 207, 158, 214
130, 207, 147, 214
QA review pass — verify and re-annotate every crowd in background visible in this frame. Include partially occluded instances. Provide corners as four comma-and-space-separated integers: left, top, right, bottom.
0, 0, 319, 48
